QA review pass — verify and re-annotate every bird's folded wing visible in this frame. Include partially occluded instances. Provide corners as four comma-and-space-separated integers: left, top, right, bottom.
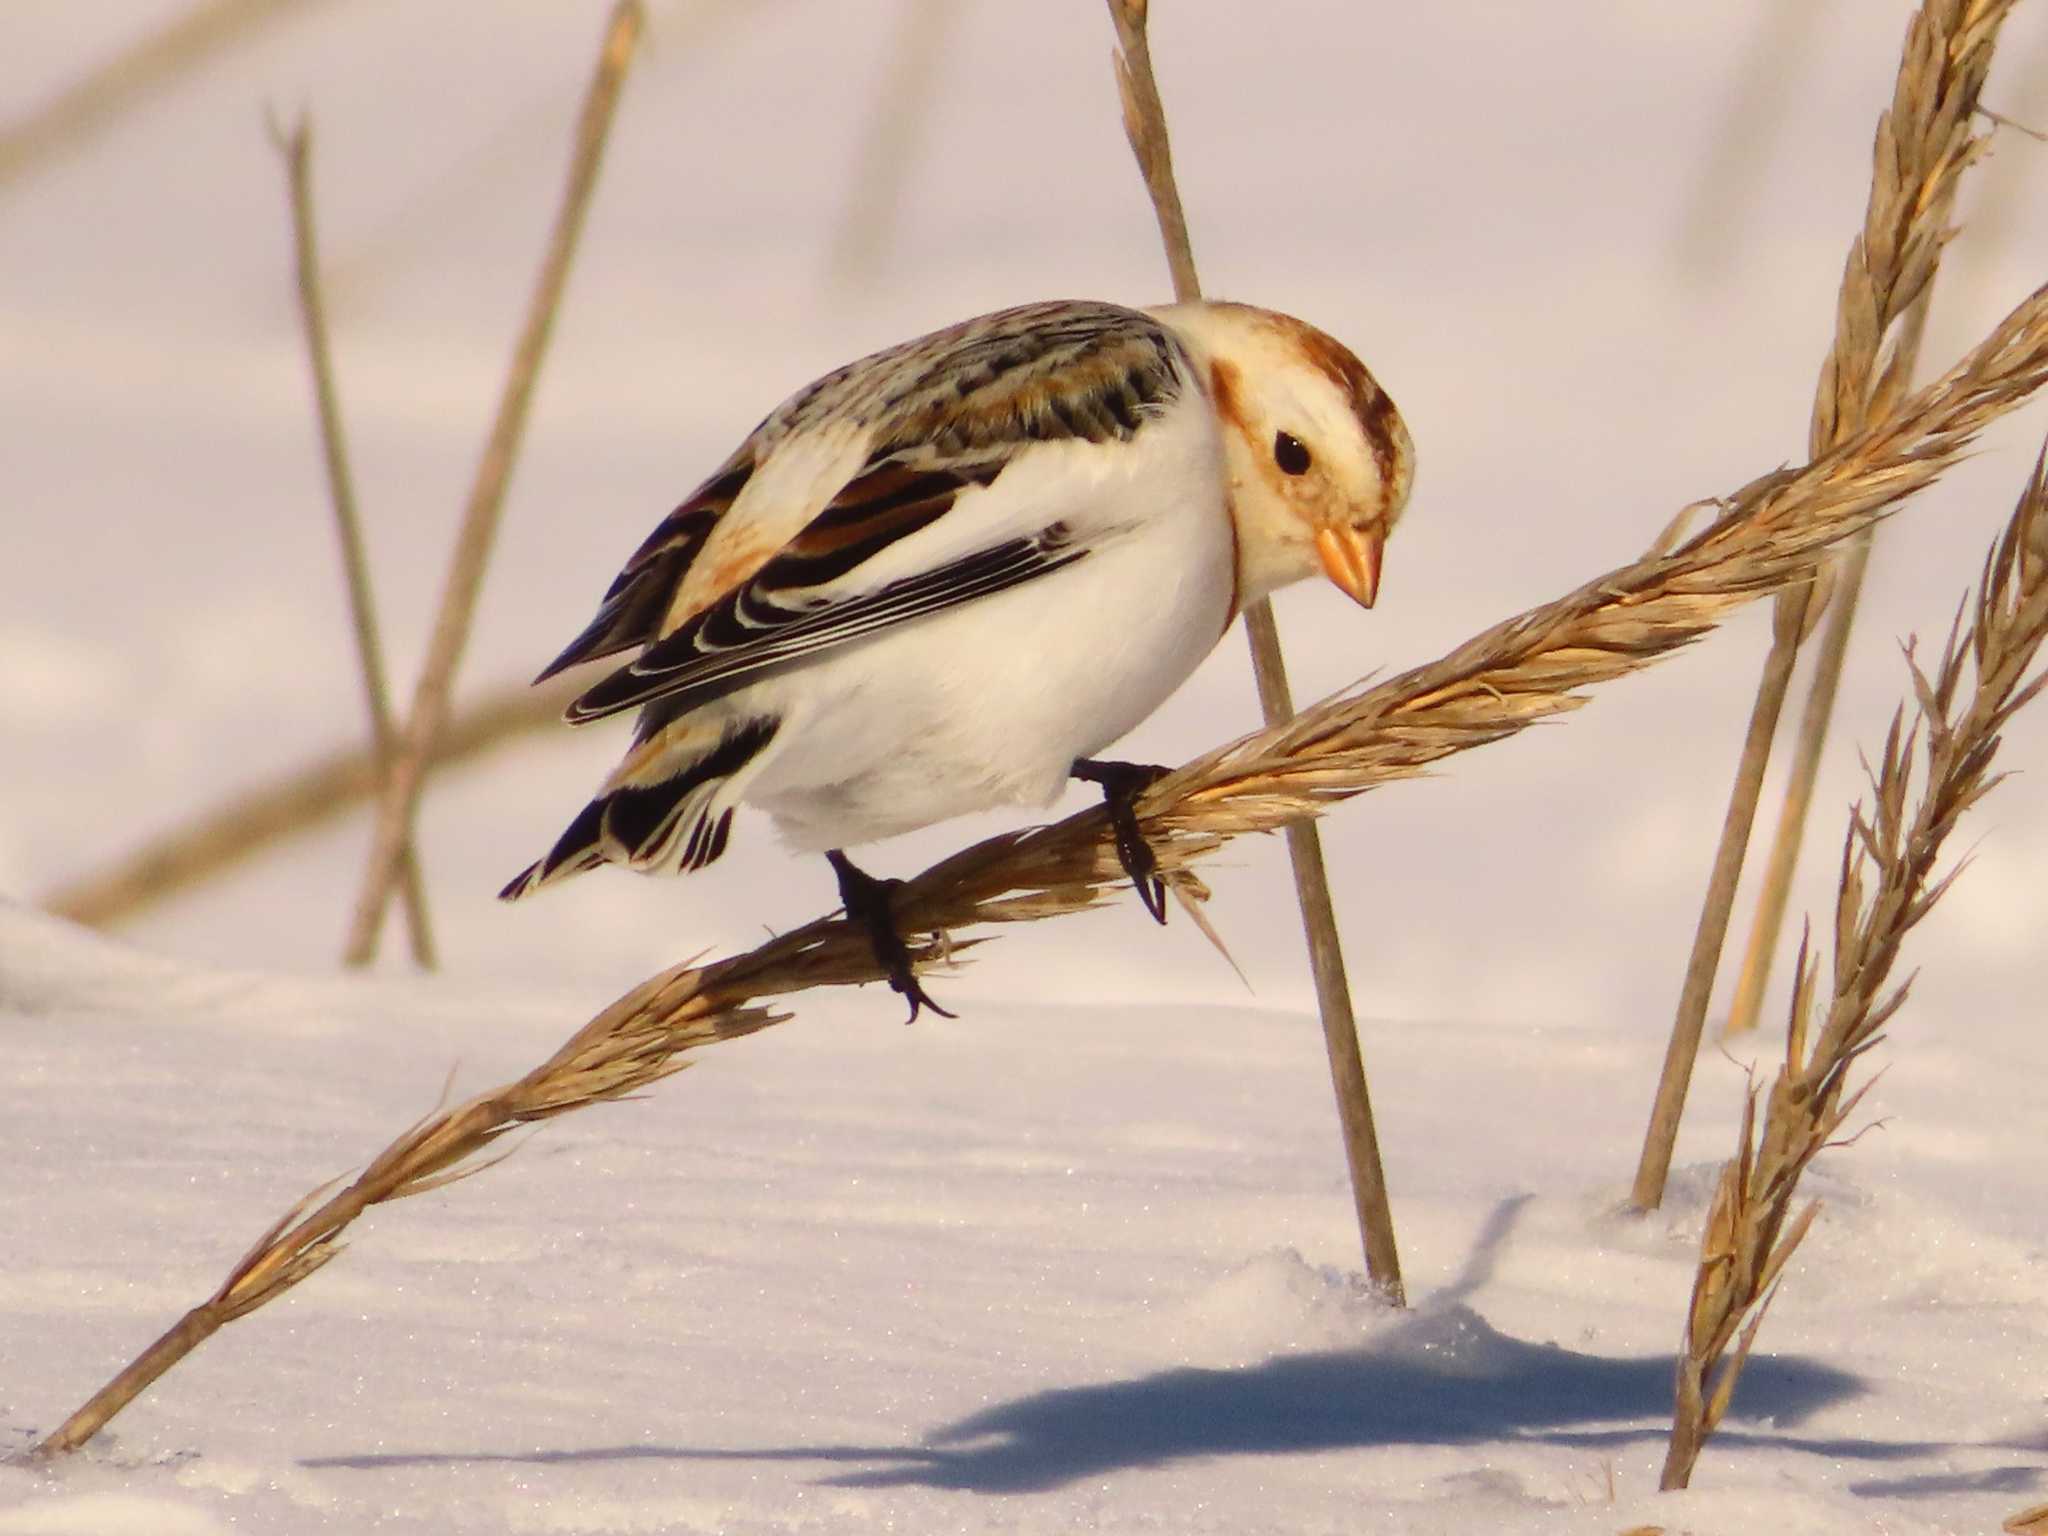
564, 503, 1086, 724
535, 457, 754, 683
537, 301, 1188, 687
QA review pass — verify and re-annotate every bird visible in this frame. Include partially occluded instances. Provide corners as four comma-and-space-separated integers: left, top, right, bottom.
501, 298, 1415, 1019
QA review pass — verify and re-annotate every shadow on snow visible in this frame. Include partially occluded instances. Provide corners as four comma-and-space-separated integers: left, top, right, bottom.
307, 1303, 1895, 1494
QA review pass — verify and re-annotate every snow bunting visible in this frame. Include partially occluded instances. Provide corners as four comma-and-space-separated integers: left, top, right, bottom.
503, 298, 1414, 1017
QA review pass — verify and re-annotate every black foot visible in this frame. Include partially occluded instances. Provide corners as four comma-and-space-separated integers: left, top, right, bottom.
826, 849, 954, 1024
1071, 758, 1171, 924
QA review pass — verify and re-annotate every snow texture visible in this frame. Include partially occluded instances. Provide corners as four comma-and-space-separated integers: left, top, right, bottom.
4, 2, 2047, 1531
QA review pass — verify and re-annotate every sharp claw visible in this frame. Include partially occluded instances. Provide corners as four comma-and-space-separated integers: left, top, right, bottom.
828, 850, 953, 1022
1116, 818, 1168, 924
1074, 759, 1172, 925
897, 973, 956, 1024
1138, 873, 1168, 925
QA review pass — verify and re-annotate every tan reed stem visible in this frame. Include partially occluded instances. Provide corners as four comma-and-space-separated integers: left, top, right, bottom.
273, 114, 436, 968
0, 0, 335, 191
1660, 439, 2048, 1490
1636, 632, 1801, 1201
1630, 0, 2015, 1210
35, 278, 2048, 1458
1105, 0, 1405, 1305
40, 679, 573, 930
340, 0, 644, 966
2008, 1499, 2048, 1534
1726, 291, 1943, 1038
1723, 532, 1873, 1036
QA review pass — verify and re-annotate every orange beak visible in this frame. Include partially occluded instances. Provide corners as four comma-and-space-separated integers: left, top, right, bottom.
1315, 525, 1383, 609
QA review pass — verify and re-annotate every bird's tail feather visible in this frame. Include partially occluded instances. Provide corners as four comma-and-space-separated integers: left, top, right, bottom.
499, 714, 778, 900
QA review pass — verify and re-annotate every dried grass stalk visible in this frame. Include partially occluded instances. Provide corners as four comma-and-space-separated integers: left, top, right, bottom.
39, 679, 574, 929
339, 0, 643, 966
1660, 441, 2048, 1491
1805, 0, 2014, 455
273, 114, 436, 967
32, 277, 2048, 1460
1106, 0, 1406, 1305
1632, 0, 2016, 1209
1724, 532, 1872, 1036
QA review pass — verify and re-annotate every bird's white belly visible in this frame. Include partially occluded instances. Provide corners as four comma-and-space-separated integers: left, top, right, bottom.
743, 508, 1234, 851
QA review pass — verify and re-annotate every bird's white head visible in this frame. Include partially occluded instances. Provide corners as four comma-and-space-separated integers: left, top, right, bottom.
1154, 300, 1415, 610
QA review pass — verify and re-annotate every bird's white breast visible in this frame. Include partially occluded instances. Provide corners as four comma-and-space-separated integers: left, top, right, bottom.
740, 393, 1235, 850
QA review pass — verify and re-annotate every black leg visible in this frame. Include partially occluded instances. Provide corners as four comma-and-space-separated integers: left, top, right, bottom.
826, 849, 954, 1023
1071, 758, 1171, 924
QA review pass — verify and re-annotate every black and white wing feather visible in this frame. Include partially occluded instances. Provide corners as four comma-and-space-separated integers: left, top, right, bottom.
540, 300, 1190, 722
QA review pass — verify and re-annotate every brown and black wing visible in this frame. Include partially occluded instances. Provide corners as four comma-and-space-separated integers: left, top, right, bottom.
533, 456, 755, 683
564, 460, 1085, 724
538, 300, 1188, 716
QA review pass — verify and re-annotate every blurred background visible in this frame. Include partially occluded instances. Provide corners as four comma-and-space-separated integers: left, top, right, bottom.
3, 0, 2045, 1040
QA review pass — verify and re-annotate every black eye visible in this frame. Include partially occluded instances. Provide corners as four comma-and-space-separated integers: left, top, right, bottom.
1273, 431, 1312, 476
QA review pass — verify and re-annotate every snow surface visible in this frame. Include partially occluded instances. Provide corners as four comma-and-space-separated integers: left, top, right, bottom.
5, 1, 2048, 1531
4, 901, 2045, 1534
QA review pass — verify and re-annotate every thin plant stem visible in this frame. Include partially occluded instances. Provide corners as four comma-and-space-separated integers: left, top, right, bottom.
1631, 631, 1801, 1210
340, 1, 645, 965
34, 283, 2048, 1456
1105, 0, 1405, 1304
1724, 297, 1943, 1038
1724, 532, 1873, 1036
1630, 0, 2015, 1210
41, 680, 574, 930
274, 114, 436, 967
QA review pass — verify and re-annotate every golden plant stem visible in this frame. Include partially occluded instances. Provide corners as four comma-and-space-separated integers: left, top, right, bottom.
1105, 0, 1405, 1304
340, 1, 644, 966
34, 1308, 225, 1459
32, 282, 2048, 1458
275, 115, 437, 968
1630, 630, 1800, 1210
1724, 533, 1873, 1036
1724, 296, 1941, 1037
42, 680, 574, 931
1660, 441, 2048, 1490
0, 0, 334, 191
1630, 0, 2013, 1210
1252, 628, 1406, 1305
